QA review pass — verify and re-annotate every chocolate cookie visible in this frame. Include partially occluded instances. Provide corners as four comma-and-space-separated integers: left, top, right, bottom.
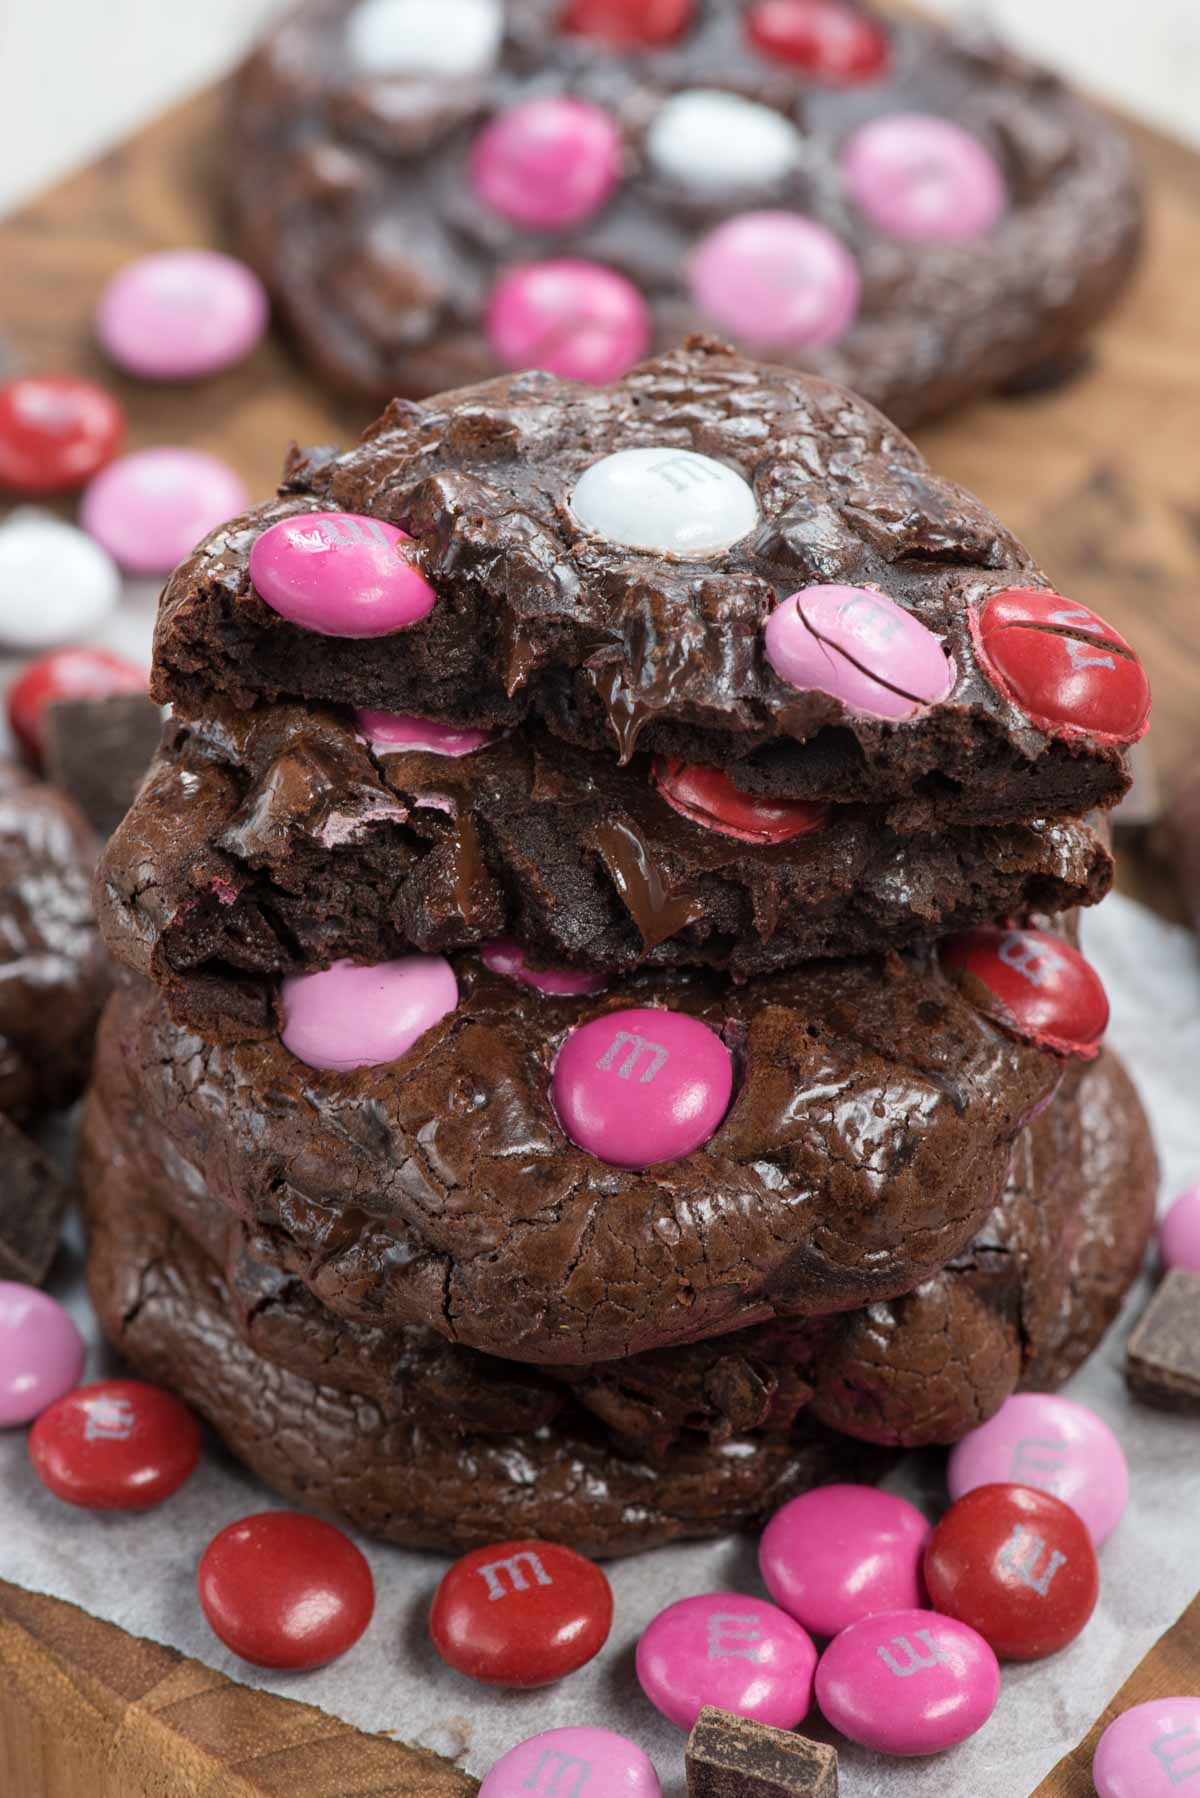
92, 936, 1077, 1363
83, 1155, 892, 1557
152, 342, 1149, 825
96, 698, 1112, 1034
0, 759, 108, 1120
231, 0, 1140, 427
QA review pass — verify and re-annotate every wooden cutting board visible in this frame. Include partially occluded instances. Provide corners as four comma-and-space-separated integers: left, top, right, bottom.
1, 45, 1199, 1798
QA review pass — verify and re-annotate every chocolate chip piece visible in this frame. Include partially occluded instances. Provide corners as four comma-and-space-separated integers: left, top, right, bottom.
42, 693, 162, 839
686, 1707, 838, 1798
1126, 1270, 1200, 1412
0, 1112, 72, 1285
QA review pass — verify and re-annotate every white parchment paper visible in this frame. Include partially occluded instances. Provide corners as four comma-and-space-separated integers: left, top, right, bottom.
1, 892, 1197, 1798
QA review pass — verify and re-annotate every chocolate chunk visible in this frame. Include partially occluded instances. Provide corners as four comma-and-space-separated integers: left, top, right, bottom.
1126, 1270, 1200, 1412
686, 1708, 838, 1798
42, 693, 162, 839
0, 1112, 72, 1285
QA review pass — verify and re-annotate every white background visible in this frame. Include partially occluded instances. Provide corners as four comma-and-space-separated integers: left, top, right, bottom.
0, 0, 1198, 214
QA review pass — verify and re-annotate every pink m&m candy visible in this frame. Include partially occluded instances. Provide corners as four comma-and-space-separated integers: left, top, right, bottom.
759, 1485, 932, 1638
486, 260, 652, 385
688, 213, 859, 348
482, 940, 608, 997
764, 584, 953, 720
280, 955, 458, 1072
479, 1728, 661, 1798
551, 1006, 733, 1168
250, 514, 437, 638
0, 1283, 85, 1427
81, 448, 249, 575
1093, 1698, 1200, 1797
356, 710, 492, 757
815, 1608, 1000, 1756
1161, 1184, 1200, 1272
842, 114, 1006, 243
96, 249, 269, 380
948, 1393, 1128, 1546
471, 98, 623, 230
636, 1593, 817, 1733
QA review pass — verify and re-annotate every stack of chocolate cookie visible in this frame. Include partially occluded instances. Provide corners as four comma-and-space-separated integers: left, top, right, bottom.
85, 340, 1157, 1556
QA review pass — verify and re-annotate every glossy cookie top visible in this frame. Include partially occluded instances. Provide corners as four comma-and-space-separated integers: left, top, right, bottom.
153, 341, 1149, 823
229, 0, 1141, 426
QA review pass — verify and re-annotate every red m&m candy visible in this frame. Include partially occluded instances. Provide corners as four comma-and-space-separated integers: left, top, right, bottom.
972, 588, 1151, 744
7, 646, 147, 766
430, 1539, 613, 1687
552, 1006, 733, 1168
746, 0, 890, 82
560, 0, 693, 48
198, 1512, 375, 1669
940, 926, 1109, 1059
29, 1379, 201, 1510
250, 513, 437, 638
924, 1484, 1099, 1662
653, 759, 828, 845
0, 375, 124, 495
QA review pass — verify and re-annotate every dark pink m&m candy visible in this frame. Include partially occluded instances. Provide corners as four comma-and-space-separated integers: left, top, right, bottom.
250, 513, 437, 638
653, 758, 828, 845
842, 114, 1006, 243
198, 1512, 374, 1669
815, 1608, 1000, 1756
637, 1592, 817, 1732
689, 212, 859, 348
471, 98, 623, 230
764, 584, 953, 719
552, 1007, 732, 1168
29, 1379, 201, 1510
482, 940, 608, 997
973, 587, 1151, 743
760, 1485, 931, 1638
940, 926, 1109, 1059
281, 955, 457, 1071
356, 710, 493, 757
486, 259, 651, 385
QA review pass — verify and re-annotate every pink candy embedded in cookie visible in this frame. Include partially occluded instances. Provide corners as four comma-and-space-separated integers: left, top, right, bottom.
470, 98, 623, 230
947, 1393, 1129, 1547
479, 1727, 661, 1798
763, 584, 953, 720
636, 1592, 817, 1733
551, 1006, 733, 1168
482, 939, 609, 997
355, 710, 493, 757
688, 212, 859, 348
486, 259, 652, 385
842, 113, 1007, 243
814, 1608, 1000, 1756
280, 955, 458, 1072
759, 1485, 932, 1638
250, 514, 437, 638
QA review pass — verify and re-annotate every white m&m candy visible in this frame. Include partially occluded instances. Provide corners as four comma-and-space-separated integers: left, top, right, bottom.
570, 448, 758, 557
0, 510, 120, 649
346, 0, 502, 78
646, 90, 802, 193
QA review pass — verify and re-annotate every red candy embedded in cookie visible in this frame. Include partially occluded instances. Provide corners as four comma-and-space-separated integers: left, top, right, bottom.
552, 1007, 733, 1169
7, 646, 147, 765
28, 1380, 202, 1510
249, 513, 437, 639
653, 758, 828, 845
430, 1539, 614, 1687
0, 375, 125, 495
924, 1484, 1099, 1662
940, 926, 1109, 1059
746, 0, 890, 82
561, 0, 693, 48
198, 1512, 375, 1669
973, 588, 1150, 743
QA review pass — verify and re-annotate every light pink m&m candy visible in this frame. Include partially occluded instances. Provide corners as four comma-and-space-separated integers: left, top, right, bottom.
637, 1593, 817, 1733
760, 1485, 932, 1638
0, 1283, 85, 1427
764, 584, 953, 720
482, 940, 609, 997
1161, 1184, 1200, 1272
486, 260, 651, 385
552, 1006, 732, 1169
471, 98, 623, 230
815, 1608, 1000, 1756
96, 249, 269, 380
479, 1727, 661, 1798
356, 710, 492, 757
842, 113, 1006, 243
81, 449, 249, 575
1093, 1698, 1200, 1797
688, 212, 859, 348
948, 1393, 1128, 1547
280, 955, 457, 1071
251, 514, 436, 638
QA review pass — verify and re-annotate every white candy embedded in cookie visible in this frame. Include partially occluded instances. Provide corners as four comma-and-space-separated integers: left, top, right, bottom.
345, 0, 503, 78
570, 448, 759, 557
646, 89, 802, 192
